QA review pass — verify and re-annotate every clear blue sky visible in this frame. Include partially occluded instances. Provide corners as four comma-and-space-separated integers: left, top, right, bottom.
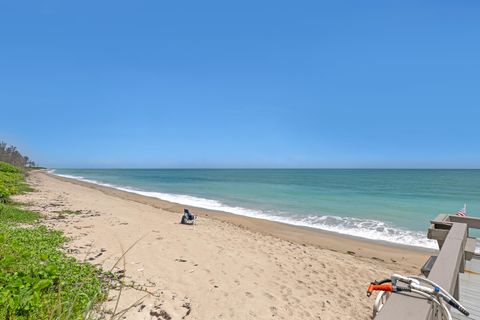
1, 1, 479, 168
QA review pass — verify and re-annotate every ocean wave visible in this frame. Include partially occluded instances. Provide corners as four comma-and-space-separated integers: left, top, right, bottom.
50, 172, 116, 188
50, 170, 438, 250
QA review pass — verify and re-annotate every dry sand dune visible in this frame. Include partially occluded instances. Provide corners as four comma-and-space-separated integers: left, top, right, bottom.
14, 171, 429, 320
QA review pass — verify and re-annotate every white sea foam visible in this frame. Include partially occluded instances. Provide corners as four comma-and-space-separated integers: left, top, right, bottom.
50, 170, 438, 250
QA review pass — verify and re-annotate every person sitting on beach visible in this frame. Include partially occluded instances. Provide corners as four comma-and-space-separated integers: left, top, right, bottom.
181, 208, 196, 225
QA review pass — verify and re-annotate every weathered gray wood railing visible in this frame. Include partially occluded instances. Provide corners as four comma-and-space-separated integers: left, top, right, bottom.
375, 214, 480, 320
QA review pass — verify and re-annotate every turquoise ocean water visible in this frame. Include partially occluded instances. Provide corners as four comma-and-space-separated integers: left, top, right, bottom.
51, 169, 480, 249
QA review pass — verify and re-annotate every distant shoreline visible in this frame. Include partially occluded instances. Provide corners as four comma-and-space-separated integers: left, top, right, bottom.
48, 168, 438, 250
45, 170, 432, 262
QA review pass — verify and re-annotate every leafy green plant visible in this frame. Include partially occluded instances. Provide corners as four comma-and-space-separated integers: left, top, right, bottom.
0, 162, 32, 203
0, 161, 107, 319
0, 203, 39, 224
0, 224, 106, 319
0, 162, 20, 174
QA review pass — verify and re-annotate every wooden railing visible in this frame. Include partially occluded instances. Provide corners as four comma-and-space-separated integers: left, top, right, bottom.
374, 214, 479, 320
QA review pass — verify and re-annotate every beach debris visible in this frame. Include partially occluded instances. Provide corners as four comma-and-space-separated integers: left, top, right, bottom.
86, 250, 104, 261
48, 202, 62, 207
80, 211, 100, 218
182, 302, 192, 319
114, 269, 126, 279
347, 251, 356, 255
175, 258, 187, 263
150, 306, 172, 320
371, 256, 385, 262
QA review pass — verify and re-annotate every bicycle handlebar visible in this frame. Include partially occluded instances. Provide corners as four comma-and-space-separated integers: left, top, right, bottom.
367, 275, 470, 317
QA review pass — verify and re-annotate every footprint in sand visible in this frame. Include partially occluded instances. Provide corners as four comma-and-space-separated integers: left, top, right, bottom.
270, 306, 279, 317
263, 292, 274, 300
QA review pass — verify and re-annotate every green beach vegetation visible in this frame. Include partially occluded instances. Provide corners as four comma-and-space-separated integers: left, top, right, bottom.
0, 162, 32, 203
0, 161, 106, 319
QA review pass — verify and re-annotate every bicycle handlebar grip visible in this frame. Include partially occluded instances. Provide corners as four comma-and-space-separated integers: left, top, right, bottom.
367, 283, 393, 297
447, 299, 469, 316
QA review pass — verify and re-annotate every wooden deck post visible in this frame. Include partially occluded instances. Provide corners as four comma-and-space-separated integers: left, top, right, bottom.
375, 223, 468, 320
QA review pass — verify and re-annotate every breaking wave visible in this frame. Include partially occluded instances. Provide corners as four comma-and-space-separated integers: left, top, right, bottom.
50, 170, 438, 250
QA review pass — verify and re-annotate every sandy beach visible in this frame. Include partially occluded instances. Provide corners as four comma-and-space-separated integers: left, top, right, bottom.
14, 171, 430, 320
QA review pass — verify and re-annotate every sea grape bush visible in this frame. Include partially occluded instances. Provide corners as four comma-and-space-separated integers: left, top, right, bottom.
0, 162, 106, 319
0, 162, 31, 203
0, 223, 105, 319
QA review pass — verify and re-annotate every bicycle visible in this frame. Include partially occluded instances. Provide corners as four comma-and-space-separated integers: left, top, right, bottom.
367, 274, 469, 320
